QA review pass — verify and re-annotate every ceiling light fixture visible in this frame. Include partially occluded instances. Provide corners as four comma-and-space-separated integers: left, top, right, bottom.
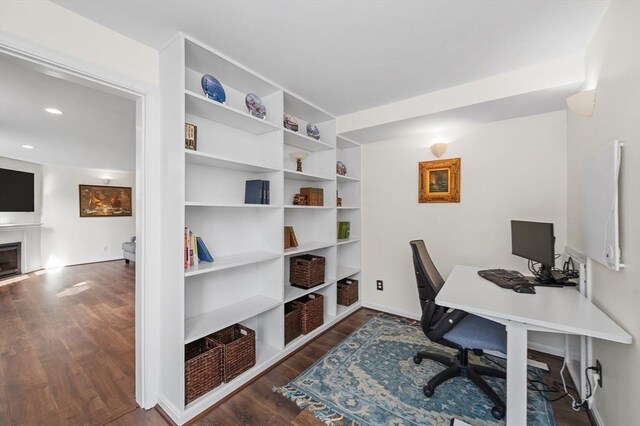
45, 107, 63, 115
22, 145, 34, 149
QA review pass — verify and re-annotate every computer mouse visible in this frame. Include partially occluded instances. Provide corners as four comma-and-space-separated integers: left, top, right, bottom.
513, 284, 536, 294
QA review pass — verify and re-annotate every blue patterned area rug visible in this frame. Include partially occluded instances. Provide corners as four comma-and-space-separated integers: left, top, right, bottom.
274, 315, 556, 426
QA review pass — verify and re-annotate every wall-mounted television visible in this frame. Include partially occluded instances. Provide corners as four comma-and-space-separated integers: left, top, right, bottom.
0, 168, 35, 212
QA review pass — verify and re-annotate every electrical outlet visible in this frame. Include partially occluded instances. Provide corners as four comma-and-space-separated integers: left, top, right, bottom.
376, 280, 383, 291
596, 360, 603, 387
103, 246, 108, 252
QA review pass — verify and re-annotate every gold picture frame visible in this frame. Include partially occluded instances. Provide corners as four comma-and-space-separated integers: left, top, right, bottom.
418, 158, 461, 203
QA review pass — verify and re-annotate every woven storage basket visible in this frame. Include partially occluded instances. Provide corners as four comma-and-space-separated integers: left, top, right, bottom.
290, 254, 325, 288
284, 301, 302, 345
337, 278, 359, 306
295, 293, 324, 334
209, 324, 256, 382
184, 337, 223, 404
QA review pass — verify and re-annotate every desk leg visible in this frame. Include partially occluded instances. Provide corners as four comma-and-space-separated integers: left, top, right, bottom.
506, 325, 528, 426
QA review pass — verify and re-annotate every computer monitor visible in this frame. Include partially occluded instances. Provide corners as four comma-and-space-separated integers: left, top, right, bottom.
511, 220, 556, 283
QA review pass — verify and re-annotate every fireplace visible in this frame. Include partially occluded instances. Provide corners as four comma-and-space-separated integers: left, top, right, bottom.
0, 242, 21, 279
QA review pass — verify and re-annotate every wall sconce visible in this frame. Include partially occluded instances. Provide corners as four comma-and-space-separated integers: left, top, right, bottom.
102, 177, 111, 185
566, 89, 596, 117
430, 142, 448, 158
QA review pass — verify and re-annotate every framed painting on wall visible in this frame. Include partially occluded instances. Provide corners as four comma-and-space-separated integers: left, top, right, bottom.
79, 185, 132, 217
418, 158, 461, 203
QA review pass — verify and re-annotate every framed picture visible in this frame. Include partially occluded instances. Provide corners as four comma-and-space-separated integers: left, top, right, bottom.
418, 158, 461, 203
79, 185, 132, 217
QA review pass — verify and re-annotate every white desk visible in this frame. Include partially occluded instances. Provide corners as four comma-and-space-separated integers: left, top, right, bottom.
436, 265, 632, 426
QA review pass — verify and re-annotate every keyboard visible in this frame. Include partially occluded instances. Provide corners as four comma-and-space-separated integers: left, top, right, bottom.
478, 269, 532, 289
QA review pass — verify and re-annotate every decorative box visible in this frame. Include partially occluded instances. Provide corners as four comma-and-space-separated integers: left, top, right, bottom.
337, 278, 359, 306
290, 254, 325, 288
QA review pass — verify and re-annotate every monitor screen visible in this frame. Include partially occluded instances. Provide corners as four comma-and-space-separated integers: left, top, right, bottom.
511, 220, 555, 266
0, 168, 35, 212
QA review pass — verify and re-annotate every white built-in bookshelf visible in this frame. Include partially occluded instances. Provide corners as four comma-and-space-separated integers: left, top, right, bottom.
158, 34, 362, 424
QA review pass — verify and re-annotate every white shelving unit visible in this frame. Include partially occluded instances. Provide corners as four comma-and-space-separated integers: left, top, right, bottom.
158, 34, 362, 425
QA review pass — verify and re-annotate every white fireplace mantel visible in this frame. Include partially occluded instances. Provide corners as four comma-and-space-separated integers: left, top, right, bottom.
0, 224, 42, 273
0, 223, 44, 230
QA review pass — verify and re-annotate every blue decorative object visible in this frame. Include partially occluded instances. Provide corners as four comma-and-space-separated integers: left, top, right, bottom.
274, 316, 556, 426
201, 74, 226, 103
306, 123, 320, 140
245, 93, 266, 119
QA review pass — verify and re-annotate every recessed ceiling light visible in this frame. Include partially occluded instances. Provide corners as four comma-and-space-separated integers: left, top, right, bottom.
45, 107, 63, 115
22, 145, 34, 149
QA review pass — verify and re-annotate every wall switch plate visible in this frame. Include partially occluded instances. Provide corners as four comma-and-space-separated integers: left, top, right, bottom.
376, 280, 383, 291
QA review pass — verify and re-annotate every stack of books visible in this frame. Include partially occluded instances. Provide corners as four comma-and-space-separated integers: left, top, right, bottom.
184, 227, 214, 269
337, 222, 351, 240
300, 187, 323, 206
245, 180, 270, 204
284, 226, 299, 249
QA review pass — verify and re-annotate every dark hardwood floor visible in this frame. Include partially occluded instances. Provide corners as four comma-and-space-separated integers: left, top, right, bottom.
0, 260, 137, 425
0, 264, 593, 426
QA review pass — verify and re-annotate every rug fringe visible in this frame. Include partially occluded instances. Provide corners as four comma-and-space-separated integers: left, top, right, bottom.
273, 385, 354, 426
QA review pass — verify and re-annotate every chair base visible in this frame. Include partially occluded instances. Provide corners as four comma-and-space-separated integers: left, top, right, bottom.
414, 348, 506, 420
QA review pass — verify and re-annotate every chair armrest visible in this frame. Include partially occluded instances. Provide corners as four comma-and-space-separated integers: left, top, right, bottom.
426, 309, 468, 342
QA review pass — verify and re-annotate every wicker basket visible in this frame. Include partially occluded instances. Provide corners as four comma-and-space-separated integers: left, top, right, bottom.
209, 324, 256, 382
295, 293, 324, 334
284, 302, 302, 345
337, 278, 359, 306
184, 337, 223, 404
290, 254, 325, 288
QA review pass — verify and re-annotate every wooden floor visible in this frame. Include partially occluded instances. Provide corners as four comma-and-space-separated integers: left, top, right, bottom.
0, 261, 137, 425
0, 264, 593, 426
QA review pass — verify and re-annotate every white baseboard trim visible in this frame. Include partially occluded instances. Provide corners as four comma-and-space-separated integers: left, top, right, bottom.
590, 404, 604, 426
362, 302, 420, 321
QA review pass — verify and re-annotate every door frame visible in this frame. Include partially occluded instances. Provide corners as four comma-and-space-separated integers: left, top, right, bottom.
0, 35, 160, 408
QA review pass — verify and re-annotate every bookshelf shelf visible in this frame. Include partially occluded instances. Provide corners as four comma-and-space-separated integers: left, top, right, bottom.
336, 174, 360, 182
184, 295, 281, 344
284, 241, 335, 256
283, 128, 334, 152
284, 280, 335, 303
185, 90, 280, 135
337, 238, 360, 246
184, 250, 281, 277
185, 150, 279, 173
284, 170, 334, 182
160, 34, 360, 425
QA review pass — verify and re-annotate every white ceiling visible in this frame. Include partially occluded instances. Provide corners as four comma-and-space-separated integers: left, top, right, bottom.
53, 0, 609, 116
0, 54, 136, 171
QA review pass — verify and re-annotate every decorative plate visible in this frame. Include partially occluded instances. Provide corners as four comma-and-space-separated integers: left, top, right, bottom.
245, 93, 266, 119
306, 123, 320, 140
201, 74, 226, 103
283, 113, 299, 132
336, 161, 347, 176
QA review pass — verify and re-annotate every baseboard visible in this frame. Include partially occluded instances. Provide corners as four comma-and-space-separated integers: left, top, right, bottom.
590, 403, 604, 426
362, 302, 420, 321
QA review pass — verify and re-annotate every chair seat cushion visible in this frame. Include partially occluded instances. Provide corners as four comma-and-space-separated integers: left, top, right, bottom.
443, 314, 506, 353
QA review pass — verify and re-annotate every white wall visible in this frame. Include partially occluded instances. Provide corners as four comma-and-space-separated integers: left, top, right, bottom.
0, 0, 157, 87
566, 1, 640, 424
40, 164, 135, 268
362, 111, 568, 354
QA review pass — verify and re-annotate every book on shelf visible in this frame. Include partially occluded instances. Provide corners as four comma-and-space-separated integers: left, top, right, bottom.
300, 187, 324, 206
337, 221, 351, 240
284, 226, 299, 249
185, 123, 197, 150
196, 236, 214, 263
245, 179, 270, 204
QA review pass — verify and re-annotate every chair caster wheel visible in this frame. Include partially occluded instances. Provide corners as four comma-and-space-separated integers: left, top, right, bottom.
423, 386, 434, 397
413, 355, 422, 364
491, 406, 505, 420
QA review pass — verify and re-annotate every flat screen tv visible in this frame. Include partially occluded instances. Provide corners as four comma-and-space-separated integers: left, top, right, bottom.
0, 168, 35, 212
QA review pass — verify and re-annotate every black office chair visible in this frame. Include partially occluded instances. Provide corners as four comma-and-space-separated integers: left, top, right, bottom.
410, 240, 507, 420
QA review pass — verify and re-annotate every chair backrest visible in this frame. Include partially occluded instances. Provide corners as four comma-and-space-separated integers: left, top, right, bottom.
410, 240, 445, 309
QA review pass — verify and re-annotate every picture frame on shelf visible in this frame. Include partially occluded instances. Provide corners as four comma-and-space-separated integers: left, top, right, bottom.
185, 123, 197, 150
418, 158, 461, 203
